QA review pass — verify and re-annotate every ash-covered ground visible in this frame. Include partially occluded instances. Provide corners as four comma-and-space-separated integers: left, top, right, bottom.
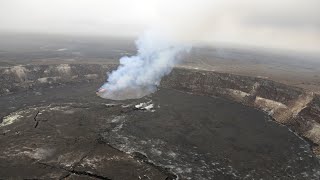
0, 82, 319, 179
0, 33, 320, 179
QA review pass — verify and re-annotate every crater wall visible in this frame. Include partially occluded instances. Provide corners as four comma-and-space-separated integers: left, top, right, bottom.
161, 68, 320, 156
1, 64, 319, 155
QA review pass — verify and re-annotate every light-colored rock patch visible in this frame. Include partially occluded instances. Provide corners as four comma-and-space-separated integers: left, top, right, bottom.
0, 114, 23, 127
290, 92, 314, 117
254, 96, 287, 112
56, 64, 71, 75
37, 76, 61, 83
305, 122, 320, 144
224, 88, 250, 101
23, 148, 54, 160
84, 74, 99, 80
10, 66, 28, 81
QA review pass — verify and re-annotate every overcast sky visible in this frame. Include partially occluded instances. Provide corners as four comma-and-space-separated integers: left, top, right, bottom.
0, 0, 319, 53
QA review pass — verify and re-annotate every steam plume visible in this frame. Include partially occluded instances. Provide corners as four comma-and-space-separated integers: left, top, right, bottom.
97, 32, 190, 100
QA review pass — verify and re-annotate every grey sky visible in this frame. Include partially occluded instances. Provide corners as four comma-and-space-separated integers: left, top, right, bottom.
0, 0, 319, 53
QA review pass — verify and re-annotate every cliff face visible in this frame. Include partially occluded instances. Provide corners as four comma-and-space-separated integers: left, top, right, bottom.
0, 64, 116, 95
1, 64, 319, 156
161, 68, 320, 156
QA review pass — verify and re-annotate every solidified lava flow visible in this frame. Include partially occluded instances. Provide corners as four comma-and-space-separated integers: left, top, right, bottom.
0, 64, 320, 179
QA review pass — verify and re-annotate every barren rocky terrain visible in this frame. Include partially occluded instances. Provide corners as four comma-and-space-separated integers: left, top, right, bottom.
0, 34, 319, 179
0, 63, 319, 179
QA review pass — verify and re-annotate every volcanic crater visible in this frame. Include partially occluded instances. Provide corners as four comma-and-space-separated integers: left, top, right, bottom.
0, 64, 320, 179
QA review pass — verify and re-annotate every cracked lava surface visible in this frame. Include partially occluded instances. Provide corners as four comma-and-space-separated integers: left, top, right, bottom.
0, 82, 319, 179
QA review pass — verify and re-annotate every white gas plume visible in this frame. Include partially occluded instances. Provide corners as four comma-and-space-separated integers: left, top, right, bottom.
97, 1, 214, 100
97, 32, 190, 100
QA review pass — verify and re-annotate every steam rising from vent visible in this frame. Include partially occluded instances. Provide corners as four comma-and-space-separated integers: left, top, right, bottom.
97, 32, 190, 100
96, 0, 217, 100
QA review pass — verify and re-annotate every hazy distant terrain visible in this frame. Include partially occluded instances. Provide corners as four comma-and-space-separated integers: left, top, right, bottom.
0, 33, 319, 91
